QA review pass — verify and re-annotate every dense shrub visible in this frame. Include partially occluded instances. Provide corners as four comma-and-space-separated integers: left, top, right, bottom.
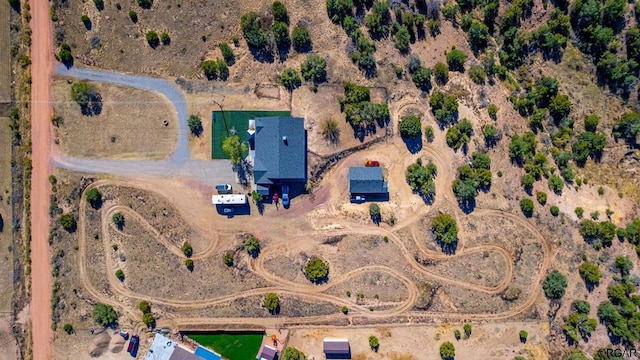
429, 91, 459, 126
433, 62, 449, 85
188, 115, 203, 136
93, 303, 118, 327
301, 55, 327, 83
399, 115, 422, 138
145, 31, 159, 48
446, 48, 466, 71
241, 12, 268, 48
85, 188, 101, 206
281, 68, 301, 91
60, 213, 76, 232
181, 242, 193, 257
406, 158, 437, 199
244, 236, 260, 257
445, 118, 473, 150
520, 198, 534, 215
264, 293, 280, 314
543, 270, 568, 299
305, 257, 329, 283
468, 65, 486, 84
292, 27, 311, 52
431, 214, 458, 245
58, 43, 73, 67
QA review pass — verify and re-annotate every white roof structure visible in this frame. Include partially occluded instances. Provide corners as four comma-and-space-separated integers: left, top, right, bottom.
145, 334, 177, 360
211, 194, 247, 205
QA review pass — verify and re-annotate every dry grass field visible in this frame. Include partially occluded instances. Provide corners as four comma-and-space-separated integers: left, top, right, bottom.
52, 78, 177, 159
0, 0, 11, 116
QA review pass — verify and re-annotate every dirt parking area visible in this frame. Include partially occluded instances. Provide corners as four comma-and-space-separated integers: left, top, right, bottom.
52, 78, 177, 159
287, 321, 549, 360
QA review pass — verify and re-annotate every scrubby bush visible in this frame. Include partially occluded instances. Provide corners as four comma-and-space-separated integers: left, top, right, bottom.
548, 174, 564, 194
264, 293, 280, 314
469, 65, 486, 84
487, 104, 498, 119
115, 269, 125, 281
58, 43, 73, 67
60, 213, 76, 232
292, 27, 312, 52
282, 347, 307, 360
241, 12, 268, 48
223, 251, 234, 266
142, 312, 155, 327
445, 118, 473, 150
180, 242, 193, 258
536, 191, 547, 205
520, 198, 534, 215
81, 15, 91, 29
550, 206, 560, 216
63, 323, 74, 334
432, 214, 458, 246
188, 115, 203, 136
429, 91, 459, 126
519, 330, 528, 342
272, 1, 288, 22
281, 68, 301, 91
412, 67, 432, 91
129, 10, 138, 23
244, 236, 260, 257
369, 203, 381, 223
138, 301, 150, 314
71, 82, 102, 116
369, 335, 379, 350
434, 62, 449, 85
439, 341, 455, 359
145, 31, 159, 48
272, 21, 290, 48
201, 60, 218, 80
85, 188, 101, 206
185, 259, 194, 271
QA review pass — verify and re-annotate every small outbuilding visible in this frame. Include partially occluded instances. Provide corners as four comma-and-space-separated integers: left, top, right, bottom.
323, 338, 351, 359
256, 344, 278, 360
349, 167, 388, 200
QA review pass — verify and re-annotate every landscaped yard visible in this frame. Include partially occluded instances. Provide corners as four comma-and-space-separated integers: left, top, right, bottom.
211, 110, 290, 159
188, 332, 264, 360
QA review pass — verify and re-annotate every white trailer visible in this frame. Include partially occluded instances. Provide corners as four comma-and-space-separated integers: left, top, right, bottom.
211, 194, 247, 205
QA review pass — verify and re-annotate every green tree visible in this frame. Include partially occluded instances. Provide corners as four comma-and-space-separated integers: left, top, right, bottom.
146, 31, 160, 48
185, 259, 194, 271
188, 115, 203, 136
614, 256, 633, 277
58, 43, 73, 67
60, 213, 76, 232
216, 58, 228, 80
519, 330, 528, 342
81, 15, 91, 29
292, 27, 312, 52
368, 335, 379, 350
272, 21, 290, 48
487, 104, 498, 119
446, 119, 473, 150
369, 203, 381, 223
201, 60, 218, 80
181, 242, 193, 257
272, 1, 288, 22
405, 159, 437, 199
579, 262, 602, 288
341, 306, 348, 314
222, 135, 247, 164
219, 42, 234, 64
483, 124, 500, 146
550, 206, 560, 216
543, 270, 567, 299
536, 191, 547, 205
264, 293, 280, 314
468, 21, 489, 50
412, 67, 432, 91
446, 48, 466, 72
432, 214, 458, 245
115, 269, 124, 281
63, 323, 74, 334
281, 68, 301, 91
612, 112, 640, 145
564, 349, 589, 360
434, 62, 449, 85
282, 347, 307, 360
160, 32, 170, 45
520, 198, 534, 215
129, 10, 138, 23
399, 115, 422, 138
439, 341, 455, 359
584, 114, 600, 132
463, 323, 472, 337
142, 312, 155, 328
71, 82, 101, 116
469, 65, 486, 84
395, 27, 410, 53
112, 212, 125, 228
548, 174, 564, 194
241, 12, 268, 48
305, 257, 329, 283
425, 125, 435, 142
223, 251, 234, 266
85, 188, 101, 206
92, 303, 118, 327
301, 55, 327, 83
138, 301, 150, 314
244, 236, 260, 257
429, 91, 459, 126
365, 0, 391, 39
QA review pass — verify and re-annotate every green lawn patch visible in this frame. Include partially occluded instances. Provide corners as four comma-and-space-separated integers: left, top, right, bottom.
188, 332, 263, 360
211, 110, 290, 159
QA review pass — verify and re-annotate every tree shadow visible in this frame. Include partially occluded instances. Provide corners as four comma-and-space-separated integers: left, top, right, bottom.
402, 135, 423, 154
277, 43, 290, 61
0, 214, 3, 233
234, 160, 253, 186
80, 93, 102, 116
249, 46, 275, 63
438, 239, 458, 255
457, 198, 476, 214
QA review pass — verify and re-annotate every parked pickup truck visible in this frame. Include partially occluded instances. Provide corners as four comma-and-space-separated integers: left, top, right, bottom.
215, 184, 232, 194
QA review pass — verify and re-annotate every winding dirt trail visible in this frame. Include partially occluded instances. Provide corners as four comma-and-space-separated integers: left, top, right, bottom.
30, 0, 54, 359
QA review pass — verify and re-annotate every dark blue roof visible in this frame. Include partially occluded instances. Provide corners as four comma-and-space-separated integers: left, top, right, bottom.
349, 167, 388, 194
254, 117, 307, 186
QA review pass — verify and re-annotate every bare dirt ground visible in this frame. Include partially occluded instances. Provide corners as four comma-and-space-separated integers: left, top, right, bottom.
31, 0, 55, 359
52, 78, 178, 160
287, 321, 550, 360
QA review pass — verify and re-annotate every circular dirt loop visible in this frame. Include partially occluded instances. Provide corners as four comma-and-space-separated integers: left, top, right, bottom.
72, 130, 552, 328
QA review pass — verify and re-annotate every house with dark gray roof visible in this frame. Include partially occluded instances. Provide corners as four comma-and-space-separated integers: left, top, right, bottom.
253, 117, 307, 196
349, 167, 388, 195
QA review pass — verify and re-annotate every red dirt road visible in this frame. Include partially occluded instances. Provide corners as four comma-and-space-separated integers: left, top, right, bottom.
30, 0, 54, 359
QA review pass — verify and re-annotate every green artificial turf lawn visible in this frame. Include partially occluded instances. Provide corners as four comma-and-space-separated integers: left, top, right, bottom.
188, 333, 263, 360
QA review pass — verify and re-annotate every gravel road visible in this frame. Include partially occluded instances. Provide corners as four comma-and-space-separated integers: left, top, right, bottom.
54, 65, 236, 186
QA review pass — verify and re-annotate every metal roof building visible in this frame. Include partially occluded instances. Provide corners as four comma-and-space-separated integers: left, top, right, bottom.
145, 334, 203, 360
253, 117, 307, 195
349, 167, 388, 194
256, 344, 277, 360
323, 338, 351, 359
